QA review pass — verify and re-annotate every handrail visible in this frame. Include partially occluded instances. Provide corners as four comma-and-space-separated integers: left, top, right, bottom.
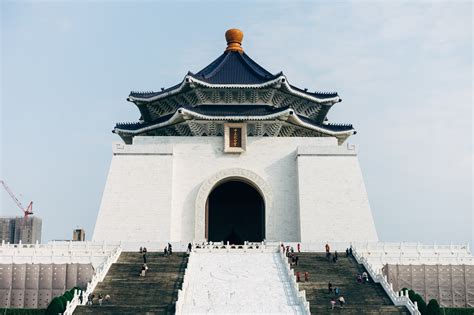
278, 247, 311, 314
63, 245, 122, 315
175, 252, 193, 314
352, 249, 421, 315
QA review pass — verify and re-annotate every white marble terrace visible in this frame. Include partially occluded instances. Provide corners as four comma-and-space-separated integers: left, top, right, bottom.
178, 245, 308, 314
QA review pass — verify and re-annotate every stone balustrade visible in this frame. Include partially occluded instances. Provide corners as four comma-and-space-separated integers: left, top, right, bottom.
353, 249, 422, 315
63, 246, 122, 315
0, 240, 121, 267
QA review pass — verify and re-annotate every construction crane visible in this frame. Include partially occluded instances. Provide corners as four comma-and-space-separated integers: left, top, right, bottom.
1, 180, 33, 219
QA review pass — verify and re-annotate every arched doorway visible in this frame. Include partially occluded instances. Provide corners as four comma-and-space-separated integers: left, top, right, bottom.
206, 180, 265, 244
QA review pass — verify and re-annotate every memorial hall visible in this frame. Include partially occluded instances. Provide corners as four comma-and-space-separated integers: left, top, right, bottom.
93, 28, 378, 245
2, 29, 472, 314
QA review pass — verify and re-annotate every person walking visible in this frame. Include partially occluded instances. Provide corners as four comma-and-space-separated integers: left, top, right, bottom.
338, 296, 345, 308
187, 242, 192, 254
297, 243, 301, 252
328, 281, 333, 293
140, 264, 148, 277
168, 243, 173, 255
362, 271, 368, 283
330, 299, 336, 310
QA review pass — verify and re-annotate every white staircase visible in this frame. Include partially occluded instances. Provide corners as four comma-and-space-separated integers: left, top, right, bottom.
178, 247, 307, 314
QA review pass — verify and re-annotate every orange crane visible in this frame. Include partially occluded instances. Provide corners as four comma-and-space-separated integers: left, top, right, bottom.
1, 180, 33, 219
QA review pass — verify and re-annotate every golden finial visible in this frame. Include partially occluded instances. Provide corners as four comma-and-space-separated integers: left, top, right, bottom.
225, 29, 244, 52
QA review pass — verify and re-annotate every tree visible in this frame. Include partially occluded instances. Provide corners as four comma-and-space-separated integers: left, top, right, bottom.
426, 299, 441, 315
45, 297, 64, 315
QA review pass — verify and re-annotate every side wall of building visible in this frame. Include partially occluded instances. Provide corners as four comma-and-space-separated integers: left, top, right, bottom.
93, 136, 378, 243
93, 143, 174, 242
0, 263, 93, 309
297, 145, 378, 242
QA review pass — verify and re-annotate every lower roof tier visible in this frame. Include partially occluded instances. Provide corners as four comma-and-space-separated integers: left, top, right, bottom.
114, 105, 355, 145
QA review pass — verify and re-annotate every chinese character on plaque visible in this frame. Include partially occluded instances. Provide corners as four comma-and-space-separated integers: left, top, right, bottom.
224, 123, 246, 153
229, 127, 242, 148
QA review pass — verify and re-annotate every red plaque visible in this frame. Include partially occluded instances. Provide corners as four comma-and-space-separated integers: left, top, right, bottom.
229, 128, 242, 148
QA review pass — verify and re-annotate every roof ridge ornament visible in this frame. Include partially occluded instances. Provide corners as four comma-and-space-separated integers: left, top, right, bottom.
225, 29, 244, 53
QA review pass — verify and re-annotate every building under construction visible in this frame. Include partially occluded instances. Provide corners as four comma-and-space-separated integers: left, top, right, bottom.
0, 216, 42, 244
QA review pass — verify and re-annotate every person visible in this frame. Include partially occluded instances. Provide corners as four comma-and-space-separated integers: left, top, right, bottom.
334, 287, 340, 296
286, 245, 290, 256
333, 251, 338, 263
281, 243, 285, 253
357, 274, 362, 283
140, 263, 148, 277
143, 247, 147, 254
330, 299, 336, 310
338, 296, 345, 308
87, 294, 93, 306
349, 246, 353, 256
334, 250, 338, 261
164, 246, 168, 256
297, 243, 301, 253
143, 252, 147, 263
187, 242, 192, 254
345, 248, 350, 257
295, 254, 299, 266
168, 243, 173, 255
362, 271, 368, 283
325, 243, 331, 260
105, 294, 111, 304
290, 254, 296, 266
304, 272, 309, 282
139, 246, 143, 253
328, 281, 333, 293
98, 294, 103, 306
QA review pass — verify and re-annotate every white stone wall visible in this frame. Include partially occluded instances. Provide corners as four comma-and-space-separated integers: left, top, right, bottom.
297, 144, 378, 242
93, 136, 378, 243
93, 143, 173, 242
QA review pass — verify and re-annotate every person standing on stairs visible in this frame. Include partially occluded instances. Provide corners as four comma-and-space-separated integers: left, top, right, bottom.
187, 242, 192, 254
338, 296, 345, 308
328, 281, 333, 293
143, 252, 147, 263
330, 299, 336, 310
168, 242, 173, 255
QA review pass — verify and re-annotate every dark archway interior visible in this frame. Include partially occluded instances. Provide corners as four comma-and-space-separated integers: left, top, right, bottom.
207, 180, 265, 244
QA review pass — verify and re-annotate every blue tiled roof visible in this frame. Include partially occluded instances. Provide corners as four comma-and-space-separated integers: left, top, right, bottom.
189, 51, 279, 84
288, 84, 339, 100
128, 51, 340, 102
115, 105, 353, 132
191, 105, 286, 116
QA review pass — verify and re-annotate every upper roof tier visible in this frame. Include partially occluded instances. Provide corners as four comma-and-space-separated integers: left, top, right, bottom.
127, 30, 340, 104
116, 29, 355, 144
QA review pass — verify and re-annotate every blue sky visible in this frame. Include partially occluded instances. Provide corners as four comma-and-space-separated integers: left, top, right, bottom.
1, 1, 472, 245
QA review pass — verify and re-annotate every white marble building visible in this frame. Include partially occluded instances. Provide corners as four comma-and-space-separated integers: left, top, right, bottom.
93, 29, 378, 244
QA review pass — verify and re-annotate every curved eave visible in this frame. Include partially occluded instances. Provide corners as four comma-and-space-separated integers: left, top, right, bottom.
127, 75, 341, 105
114, 108, 354, 138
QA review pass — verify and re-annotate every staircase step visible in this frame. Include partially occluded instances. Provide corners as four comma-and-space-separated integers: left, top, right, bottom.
286, 252, 409, 313
74, 252, 188, 314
